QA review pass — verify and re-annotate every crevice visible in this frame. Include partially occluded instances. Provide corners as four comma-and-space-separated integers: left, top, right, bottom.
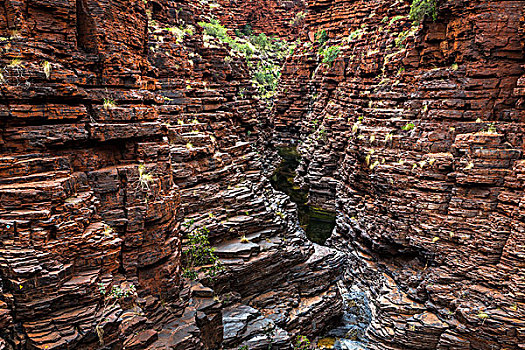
270, 146, 335, 244
76, 0, 98, 54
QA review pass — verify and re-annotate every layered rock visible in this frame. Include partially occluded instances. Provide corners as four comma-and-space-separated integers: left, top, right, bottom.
274, 0, 525, 348
212, 0, 306, 38
0, 0, 344, 349
2, 0, 524, 349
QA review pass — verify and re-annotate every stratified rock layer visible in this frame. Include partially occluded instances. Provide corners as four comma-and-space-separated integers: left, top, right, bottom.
275, 0, 525, 349
1, 0, 524, 349
0, 0, 345, 349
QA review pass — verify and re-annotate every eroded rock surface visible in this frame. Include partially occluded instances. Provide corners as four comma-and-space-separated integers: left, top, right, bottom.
1, 0, 524, 349
0, 0, 344, 349
275, 0, 525, 349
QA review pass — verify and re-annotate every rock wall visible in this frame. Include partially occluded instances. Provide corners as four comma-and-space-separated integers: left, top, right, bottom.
2, 0, 524, 349
275, 0, 525, 348
0, 0, 342, 349
213, 0, 305, 38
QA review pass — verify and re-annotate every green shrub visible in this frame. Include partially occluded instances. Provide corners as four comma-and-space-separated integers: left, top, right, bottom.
409, 0, 438, 23
252, 61, 281, 98
395, 27, 418, 47
250, 33, 269, 50
198, 20, 293, 100
290, 11, 306, 27
241, 24, 253, 36
315, 29, 328, 45
183, 225, 223, 280
347, 28, 364, 41
402, 122, 415, 131
320, 45, 340, 66
96, 284, 137, 345
198, 19, 230, 42
389, 15, 406, 26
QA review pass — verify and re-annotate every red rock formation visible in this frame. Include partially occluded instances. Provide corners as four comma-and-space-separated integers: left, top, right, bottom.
2, 0, 524, 349
275, 0, 525, 348
213, 0, 306, 38
0, 1, 341, 349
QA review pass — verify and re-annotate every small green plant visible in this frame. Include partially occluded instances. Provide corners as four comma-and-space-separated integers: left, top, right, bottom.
9, 58, 22, 67
402, 122, 415, 131
103, 98, 116, 110
487, 123, 497, 134
251, 33, 269, 50
294, 335, 311, 350
409, 0, 438, 24
252, 61, 281, 98
166, 25, 194, 43
347, 28, 364, 41
317, 126, 327, 140
96, 283, 137, 345
183, 225, 223, 280
290, 11, 306, 27
395, 26, 418, 47
42, 61, 51, 79
103, 224, 114, 237
238, 88, 247, 98
199, 19, 230, 42
477, 311, 489, 325
389, 15, 406, 26
137, 164, 154, 191
241, 24, 253, 36
320, 45, 340, 66
315, 29, 328, 45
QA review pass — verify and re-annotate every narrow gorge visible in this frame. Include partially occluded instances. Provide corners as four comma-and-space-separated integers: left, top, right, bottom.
0, 0, 524, 349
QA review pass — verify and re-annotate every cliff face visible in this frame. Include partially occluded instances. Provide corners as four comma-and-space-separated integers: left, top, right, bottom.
0, 1, 345, 349
275, 0, 525, 348
0, 0, 524, 349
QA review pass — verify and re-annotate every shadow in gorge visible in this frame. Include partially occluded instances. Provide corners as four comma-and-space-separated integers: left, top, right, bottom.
270, 146, 336, 245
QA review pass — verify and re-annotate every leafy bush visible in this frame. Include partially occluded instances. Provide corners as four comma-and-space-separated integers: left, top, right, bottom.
395, 26, 418, 47
320, 45, 340, 66
409, 0, 438, 23
183, 225, 223, 280
96, 283, 137, 345
198, 19, 230, 42
250, 33, 269, 50
252, 61, 281, 98
103, 98, 116, 110
347, 28, 364, 41
166, 25, 194, 43
315, 29, 328, 45
402, 122, 415, 131
198, 19, 293, 100
42, 61, 51, 79
241, 24, 253, 36
137, 164, 154, 191
290, 11, 306, 27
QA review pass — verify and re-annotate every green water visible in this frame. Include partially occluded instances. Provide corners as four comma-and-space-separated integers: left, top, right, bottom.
270, 146, 335, 244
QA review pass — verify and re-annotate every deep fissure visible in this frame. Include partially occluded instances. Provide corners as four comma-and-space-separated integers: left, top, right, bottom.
270, 146, 336, 245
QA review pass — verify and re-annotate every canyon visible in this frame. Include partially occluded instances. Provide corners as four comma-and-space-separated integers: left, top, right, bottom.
0, 0, 524, 349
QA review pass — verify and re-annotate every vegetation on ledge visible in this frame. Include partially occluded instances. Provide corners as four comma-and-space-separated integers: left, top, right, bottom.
198, 18, 296, 102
